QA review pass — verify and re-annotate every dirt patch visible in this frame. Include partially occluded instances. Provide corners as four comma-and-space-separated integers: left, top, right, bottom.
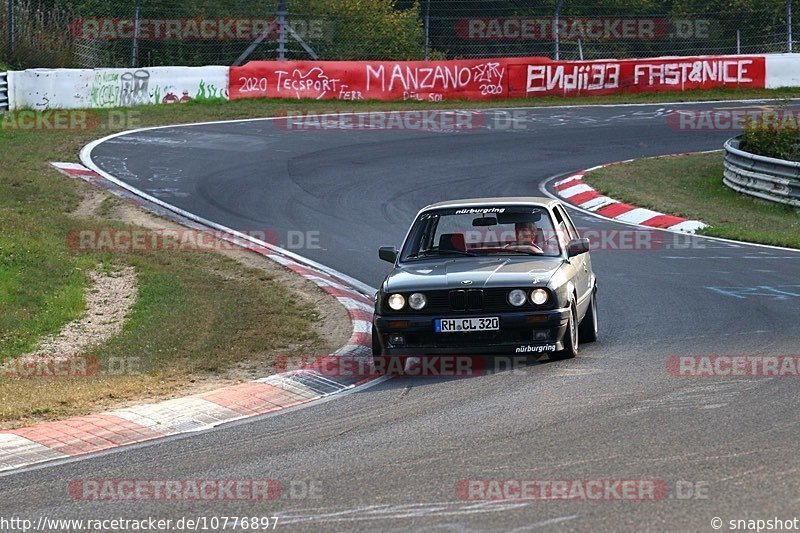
70, 187, 108, 218
29, 266, 138, 360
77, 180, 353, 383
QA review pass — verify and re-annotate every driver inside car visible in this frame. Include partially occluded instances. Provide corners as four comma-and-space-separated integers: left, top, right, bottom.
511, 221, 544, 252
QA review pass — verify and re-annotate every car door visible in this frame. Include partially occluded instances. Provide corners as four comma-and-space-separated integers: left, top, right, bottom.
554, 204, 591, 315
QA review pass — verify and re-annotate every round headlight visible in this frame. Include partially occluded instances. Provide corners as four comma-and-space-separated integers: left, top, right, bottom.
388, 293, 406, 310
530, 288, 549, 305
408, 292, 427, 310
508, 289, 527, 307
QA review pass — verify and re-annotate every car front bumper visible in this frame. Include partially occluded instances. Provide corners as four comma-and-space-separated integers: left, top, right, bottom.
374, 307, 571, 356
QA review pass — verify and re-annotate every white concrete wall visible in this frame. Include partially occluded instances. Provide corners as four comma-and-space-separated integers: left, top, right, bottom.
9, 66, 228, 110
764, 53, 800, 89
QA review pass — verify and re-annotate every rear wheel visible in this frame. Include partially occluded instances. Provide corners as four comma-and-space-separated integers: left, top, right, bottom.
578, 290, 598, 343
550, 301, 578, 361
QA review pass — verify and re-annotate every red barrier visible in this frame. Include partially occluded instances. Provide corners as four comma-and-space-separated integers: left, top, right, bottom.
229, 57, 548, 101
230, 55, 766, 102
515, 56, 766, 96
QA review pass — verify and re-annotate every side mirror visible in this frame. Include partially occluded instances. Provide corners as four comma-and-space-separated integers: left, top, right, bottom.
566, 238, 590, 257
378, 246, 398, 263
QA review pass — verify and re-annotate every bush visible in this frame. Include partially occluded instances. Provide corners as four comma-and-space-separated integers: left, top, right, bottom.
740, 111, 800, 162
300, 0, 425, 60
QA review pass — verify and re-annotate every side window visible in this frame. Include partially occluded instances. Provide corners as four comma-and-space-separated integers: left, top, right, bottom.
551, 206, 570, 247
557, 205, 580, 241
401, 216, 436, 259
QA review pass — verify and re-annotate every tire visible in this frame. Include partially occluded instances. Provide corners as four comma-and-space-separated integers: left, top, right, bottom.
371, 327, 404, 375
372, 326, 383, 356
551, 301, 578, 361
578, 290, 598, 343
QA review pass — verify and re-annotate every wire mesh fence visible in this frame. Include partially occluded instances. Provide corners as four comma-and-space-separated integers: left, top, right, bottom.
0, 0, 797, 69
426, 0, 797, 59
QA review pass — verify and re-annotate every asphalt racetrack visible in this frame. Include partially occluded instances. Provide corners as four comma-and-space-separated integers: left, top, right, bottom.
4, 101, 800, 532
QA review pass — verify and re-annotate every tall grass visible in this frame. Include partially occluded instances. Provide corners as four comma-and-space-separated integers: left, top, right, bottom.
0, 0, 78, 68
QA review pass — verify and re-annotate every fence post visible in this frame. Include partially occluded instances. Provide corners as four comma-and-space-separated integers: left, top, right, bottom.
553, 0, 565, 60
423, 0, 430, 60
277, 0, 288, 60
788, 0, 793, 52
7, 0, 13, 53
131, 0, 143, 68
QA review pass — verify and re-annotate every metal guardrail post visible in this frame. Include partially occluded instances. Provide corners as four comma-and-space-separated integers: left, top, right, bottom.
723, 135, 800, 208
0, 72, 9, 112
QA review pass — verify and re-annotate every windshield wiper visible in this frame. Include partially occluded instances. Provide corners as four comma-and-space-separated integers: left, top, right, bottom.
410, 249, 476, 258
491, 250, 544, 256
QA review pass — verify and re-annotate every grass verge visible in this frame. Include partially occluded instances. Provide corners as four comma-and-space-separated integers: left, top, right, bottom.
583, 151, 800, 248
0, 121, 332, 428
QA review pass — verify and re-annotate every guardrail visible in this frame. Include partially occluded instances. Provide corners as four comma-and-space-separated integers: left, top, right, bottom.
0, 72, 8, 112
723, 136, 800, 208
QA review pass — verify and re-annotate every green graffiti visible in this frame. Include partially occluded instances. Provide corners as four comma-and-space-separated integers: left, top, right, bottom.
194, 80, 221, 101
89, 80, 120, 107
196, 80, 207, 100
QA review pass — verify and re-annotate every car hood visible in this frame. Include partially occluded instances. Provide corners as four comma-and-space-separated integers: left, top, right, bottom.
383, 256, 564, 292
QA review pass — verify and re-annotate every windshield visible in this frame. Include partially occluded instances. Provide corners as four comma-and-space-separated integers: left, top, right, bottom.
400, 205, 563, 261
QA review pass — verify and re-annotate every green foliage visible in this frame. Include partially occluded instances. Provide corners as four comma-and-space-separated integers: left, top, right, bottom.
299, 0, 425, 60
740, 111, 800, 161
1, 0, 425, 67
2, 0, 799, 66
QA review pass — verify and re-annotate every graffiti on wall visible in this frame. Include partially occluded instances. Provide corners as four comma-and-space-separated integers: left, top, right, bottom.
89, 72, 122, 107
89, 69, 227, 107
230, 56, 766, 102
230, 58, 518, 101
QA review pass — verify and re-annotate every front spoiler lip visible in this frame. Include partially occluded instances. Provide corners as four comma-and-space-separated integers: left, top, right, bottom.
374, 307, 570, 355
379, 342, 565, 356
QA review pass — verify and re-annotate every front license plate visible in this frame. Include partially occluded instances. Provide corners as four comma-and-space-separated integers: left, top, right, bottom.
435, 317, 499, 333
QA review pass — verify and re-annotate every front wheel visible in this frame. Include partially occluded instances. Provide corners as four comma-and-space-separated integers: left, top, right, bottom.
578, 290, 598, 343
550, 301, 578, 361
371, 327, 404, 375
372, 326, 383, 356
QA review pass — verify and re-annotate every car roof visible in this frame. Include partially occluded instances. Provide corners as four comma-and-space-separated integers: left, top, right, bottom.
420, 197, 560, 212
